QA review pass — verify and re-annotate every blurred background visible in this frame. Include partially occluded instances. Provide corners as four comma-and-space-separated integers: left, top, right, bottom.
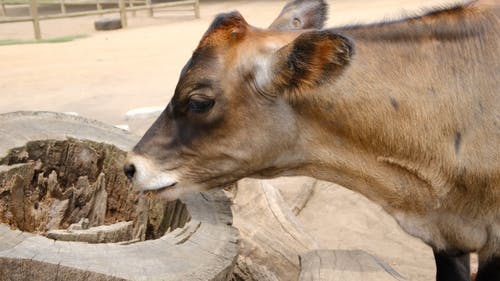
0, 0, 458, 129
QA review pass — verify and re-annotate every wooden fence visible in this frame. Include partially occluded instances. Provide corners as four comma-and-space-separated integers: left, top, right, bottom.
0, 0, 200, 40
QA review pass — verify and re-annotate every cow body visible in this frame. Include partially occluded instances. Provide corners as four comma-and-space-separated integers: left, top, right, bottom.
308, 5, 500, 258
125, 1, 499, 280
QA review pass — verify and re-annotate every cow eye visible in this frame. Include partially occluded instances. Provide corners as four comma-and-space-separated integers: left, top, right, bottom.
187, 97, 215, 114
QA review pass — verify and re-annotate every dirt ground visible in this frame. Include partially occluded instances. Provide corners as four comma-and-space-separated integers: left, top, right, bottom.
1, 0, 465, 280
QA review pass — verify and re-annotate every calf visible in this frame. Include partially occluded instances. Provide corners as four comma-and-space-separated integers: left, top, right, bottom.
124, 0, 499, 280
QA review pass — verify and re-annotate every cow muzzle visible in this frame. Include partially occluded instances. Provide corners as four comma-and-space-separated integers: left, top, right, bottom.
123, 153, 178, 192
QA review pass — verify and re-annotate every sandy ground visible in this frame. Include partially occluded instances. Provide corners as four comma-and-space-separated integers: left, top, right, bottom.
1, 0, 467, 280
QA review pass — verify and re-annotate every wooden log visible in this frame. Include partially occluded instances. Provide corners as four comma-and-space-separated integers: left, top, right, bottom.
0, 111, 239, 281
94, 18, 122, 31
299, 249, 408, 281
229, 179, 318, 281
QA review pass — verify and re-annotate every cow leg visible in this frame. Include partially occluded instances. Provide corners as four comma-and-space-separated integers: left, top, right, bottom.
433, 250, 470, 281
475, 255, 500, 281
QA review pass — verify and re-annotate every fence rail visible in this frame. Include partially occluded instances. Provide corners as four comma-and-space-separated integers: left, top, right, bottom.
0, 0, 199, 39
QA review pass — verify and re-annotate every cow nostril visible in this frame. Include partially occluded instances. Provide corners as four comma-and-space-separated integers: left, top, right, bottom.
124, 163, 136, 180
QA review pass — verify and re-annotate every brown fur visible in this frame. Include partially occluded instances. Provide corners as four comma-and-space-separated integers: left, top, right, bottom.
199, 11, 249, 48
128, 1, 499, 270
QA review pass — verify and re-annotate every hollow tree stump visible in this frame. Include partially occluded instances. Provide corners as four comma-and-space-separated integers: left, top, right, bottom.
0, 111, 239, 281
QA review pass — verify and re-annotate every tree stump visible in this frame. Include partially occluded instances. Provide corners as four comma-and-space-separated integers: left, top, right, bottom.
0, 111, 239, 281
228, 179, 318, 281
299, 249, 408, 281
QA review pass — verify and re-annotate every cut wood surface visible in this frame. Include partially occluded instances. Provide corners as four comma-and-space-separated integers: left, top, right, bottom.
229, 178, 409, 281
229, 179, 318, 281
0, 111, 239, 281
265, 176, 316, 215
296, 181, 434, 280
299, 249, 408, 281
46, 220, 134, 243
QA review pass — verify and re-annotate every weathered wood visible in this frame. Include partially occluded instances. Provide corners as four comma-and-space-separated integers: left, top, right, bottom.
118, 0, 127, 28
0, 111, 239, 281
0, 224, 34, 252
0, 0, 6, 17
299, 250, 408, 281
0, 112, 136, 153
46, 221, 133, 243
0, 139, 146, 235
59, 0, 66, 14
0, 0, 199, 24
46, 0, 143, 4
88, 173, 107, 226
146, 0, 152, 17
128, 0, 134, 17
29, 0, 41, 40
229, 179, 318, 281
194, 0, 199, 19
266, 177, 317, 215
0, 15, 35, 23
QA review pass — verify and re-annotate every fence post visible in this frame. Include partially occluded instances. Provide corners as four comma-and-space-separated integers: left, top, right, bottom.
30, 0, 41, 40
0, 0, 6, 17
59, 0, 66, 14
96, 0, 102, 13
129, 0, 135, 17
118, 0, 127, 28
146, 0, 152, 17
194, 0, 199, 19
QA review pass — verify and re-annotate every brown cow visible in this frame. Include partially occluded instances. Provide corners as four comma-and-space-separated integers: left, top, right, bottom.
124, 0, 499, 280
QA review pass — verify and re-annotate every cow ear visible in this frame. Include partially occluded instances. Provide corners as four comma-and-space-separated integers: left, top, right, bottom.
256, 30, 354, 98
269, 0, 328, 31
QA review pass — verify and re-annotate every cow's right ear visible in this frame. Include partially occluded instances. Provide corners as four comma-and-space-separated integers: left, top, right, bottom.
254, 30, 354, 99
269, 0, 328, 31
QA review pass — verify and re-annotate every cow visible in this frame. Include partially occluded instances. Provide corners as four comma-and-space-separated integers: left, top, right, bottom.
123, 0, 499, 280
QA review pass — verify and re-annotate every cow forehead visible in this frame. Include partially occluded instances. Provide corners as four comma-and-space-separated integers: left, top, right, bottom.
198, 11, 249, 49
176, 11, 251, 82
178, 14, 268, 82
176, 12, 301, 95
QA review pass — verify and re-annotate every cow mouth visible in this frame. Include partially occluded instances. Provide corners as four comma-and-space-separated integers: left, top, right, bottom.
143, 182, 177, 196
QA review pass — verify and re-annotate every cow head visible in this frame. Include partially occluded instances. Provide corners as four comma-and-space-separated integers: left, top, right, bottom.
124, 1, 354, 200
